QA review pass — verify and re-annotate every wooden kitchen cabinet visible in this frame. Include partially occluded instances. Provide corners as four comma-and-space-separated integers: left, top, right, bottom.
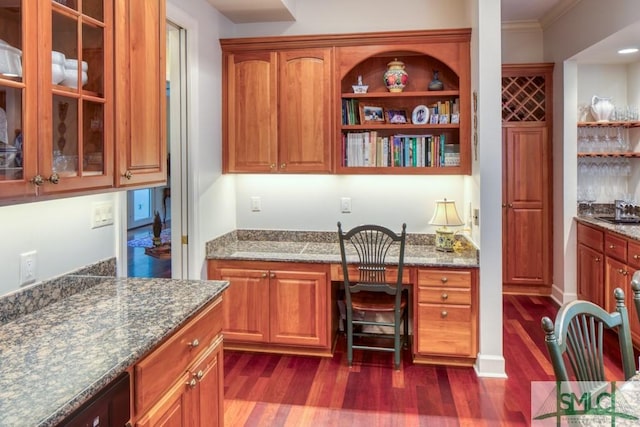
114, 0, 167, 188
208, 260, 333, 355
414, 267, 478, 366
1, 0, 115, 199
221, 45, 332, 173
133, 298, 224, 427
576, 222, 604, 305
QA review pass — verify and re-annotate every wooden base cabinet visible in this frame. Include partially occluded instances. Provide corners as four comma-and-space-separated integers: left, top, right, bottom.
133, 298, 224, 427
576, 222, 604, 306
414, 268, 478, 366
208, 260, 333, 355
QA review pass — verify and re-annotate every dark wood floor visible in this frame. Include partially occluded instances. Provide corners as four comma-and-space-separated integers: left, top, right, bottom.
223, 294, 631, 426
127, 223, 171, 278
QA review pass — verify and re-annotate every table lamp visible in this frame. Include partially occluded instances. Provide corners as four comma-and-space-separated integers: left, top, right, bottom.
429, 199, 464, 251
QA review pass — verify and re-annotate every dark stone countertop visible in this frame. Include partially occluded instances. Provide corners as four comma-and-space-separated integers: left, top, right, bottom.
0, 277, 228, 427
206, 229, 479, 268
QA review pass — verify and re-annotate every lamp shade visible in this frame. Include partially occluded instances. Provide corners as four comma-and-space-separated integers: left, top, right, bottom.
429, 199, 464, 227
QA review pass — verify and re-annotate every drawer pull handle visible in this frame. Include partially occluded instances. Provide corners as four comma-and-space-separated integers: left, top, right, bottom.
441, 293, 448, 300
634, 254, 640, 260
195, 370, 204, 380
441, 311, 448, 318
186, 378, 197, 389
188, 339, 200, 348
440, 277, 448, 284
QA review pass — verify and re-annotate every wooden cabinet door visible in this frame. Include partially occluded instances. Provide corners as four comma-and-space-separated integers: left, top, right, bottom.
214, 267, 270, 343
135, 372, 191, 427
269, 269, 328, 347
189, 339, 224, 427
224, 52, 277, 172
278, 48, 332, 173
604, 256, 629, 313
502, 125, 551, 290
115, 0, 166, 187
577, 243, 604, 306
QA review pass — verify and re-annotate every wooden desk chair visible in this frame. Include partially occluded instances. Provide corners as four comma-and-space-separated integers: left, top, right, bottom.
541, 288, 636, 394
337, 222, 408, 370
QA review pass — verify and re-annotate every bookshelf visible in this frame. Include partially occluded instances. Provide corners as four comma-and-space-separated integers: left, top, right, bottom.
336, 30, 471, 175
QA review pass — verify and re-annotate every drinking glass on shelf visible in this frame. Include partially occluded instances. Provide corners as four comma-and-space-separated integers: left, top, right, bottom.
628, 105, 639, 121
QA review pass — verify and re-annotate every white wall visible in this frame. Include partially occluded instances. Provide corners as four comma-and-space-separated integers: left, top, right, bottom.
0, 193, 118, 296
501, 24, 544, 64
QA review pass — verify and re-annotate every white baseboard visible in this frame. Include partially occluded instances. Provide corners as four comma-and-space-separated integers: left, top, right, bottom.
474, 353, 507, 378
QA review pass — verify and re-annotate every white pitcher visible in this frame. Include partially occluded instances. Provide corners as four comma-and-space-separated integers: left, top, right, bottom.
591, 95, 615, 122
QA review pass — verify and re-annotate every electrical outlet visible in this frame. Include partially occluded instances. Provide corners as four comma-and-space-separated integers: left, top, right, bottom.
91, 201, 114, 228
473, 208, 480, 226
20, 251, 37, 286
250, 196, 261, 212
340, 197, 352, 213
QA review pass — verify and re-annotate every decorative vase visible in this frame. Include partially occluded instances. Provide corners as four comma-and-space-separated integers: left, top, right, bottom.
383, 59, 408, 93
591, 95, 614, 122
428, 70, 444, 91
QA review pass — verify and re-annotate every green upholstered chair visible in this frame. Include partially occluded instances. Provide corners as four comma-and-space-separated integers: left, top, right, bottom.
337, 222, 408, 370
541, 288, 636, 394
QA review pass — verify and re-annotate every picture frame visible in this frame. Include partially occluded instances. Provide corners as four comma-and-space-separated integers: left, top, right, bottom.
359, 104, 385, 123
411, 105, 429, 125
386, 109, 410, 124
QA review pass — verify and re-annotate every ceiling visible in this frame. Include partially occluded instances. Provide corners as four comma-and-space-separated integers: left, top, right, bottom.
206, 0, 640, 65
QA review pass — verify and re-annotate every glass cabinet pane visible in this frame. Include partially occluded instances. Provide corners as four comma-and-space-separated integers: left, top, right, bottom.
0, 86, 23, 181
53, 0, 77, 12
52, 12, 79, 90
83, 0, 103, 22
83, 101, 104, 174
82, 23, 103, 95
0, 3, 23, 80
53, 95, 78, 176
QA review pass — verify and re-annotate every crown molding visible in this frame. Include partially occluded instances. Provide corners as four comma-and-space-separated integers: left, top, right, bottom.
540, 0, 581, 29
501, 20, 542, 32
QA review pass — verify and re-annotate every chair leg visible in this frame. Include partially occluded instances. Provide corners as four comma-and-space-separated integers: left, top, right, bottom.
403, 306, 409, 349
394, 309, 401, 370
346, 308, 353, 367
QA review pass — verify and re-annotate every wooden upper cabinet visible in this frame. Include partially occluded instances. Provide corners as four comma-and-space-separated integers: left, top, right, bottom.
278, 48, 332, 173
222, 46, 333, 173
225, 52, 278, 172
114, 0, 166, 188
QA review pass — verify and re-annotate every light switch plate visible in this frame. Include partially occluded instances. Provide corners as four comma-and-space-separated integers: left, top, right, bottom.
340, 197, 352, 213
250, 196, 261, 212
20, 251, 37, 286
92, 201, 114, 228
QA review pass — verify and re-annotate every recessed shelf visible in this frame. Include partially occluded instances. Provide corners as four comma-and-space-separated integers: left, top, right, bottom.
578, 121, 640, 128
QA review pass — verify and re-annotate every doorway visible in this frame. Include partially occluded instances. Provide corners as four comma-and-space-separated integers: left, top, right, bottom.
126, 20, 188, 279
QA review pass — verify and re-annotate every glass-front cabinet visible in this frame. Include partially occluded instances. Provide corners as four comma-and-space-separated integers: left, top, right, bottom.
0, 0, 113, 200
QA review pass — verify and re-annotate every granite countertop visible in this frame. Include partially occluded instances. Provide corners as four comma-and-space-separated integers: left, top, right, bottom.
206, 229, 479, 268
0, 276, 228, 427
576, 215, 640, 241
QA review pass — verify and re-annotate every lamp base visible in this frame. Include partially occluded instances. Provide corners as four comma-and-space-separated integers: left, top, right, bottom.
435, 228, 455, 252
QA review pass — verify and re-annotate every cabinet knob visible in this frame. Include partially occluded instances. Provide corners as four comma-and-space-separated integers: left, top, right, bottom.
280, 163, 286, 169
270, 163, 276, 170
508, 203, 513, 208
440, 277, 448, 283
634, 254, 640, 260
441, 293, 448, 300
262, 272, 268, 278
609, 244, 615, 249
30, 175, 44, 187
123, 170, 133, 180
441, 311, 448, 318
501, 203, 507, 208
186, 378, 197, 389
270, 272, 276, 278
594, 257, 601, 262
195, 370, 204, 380
188, 338, 200, 348
47, 173, 60, 185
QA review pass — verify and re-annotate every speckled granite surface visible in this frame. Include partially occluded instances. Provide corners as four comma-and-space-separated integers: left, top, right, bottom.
576, 216, 640, 241
0, 276, 228, 427
206, 229, 479, 268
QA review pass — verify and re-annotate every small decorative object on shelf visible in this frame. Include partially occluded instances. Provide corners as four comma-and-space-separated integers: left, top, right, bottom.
429, 198, 464, 252
428, 69, 444, 91
352, 75, 368, 93
152, 211, 162, 246
590, 95, 614, 122
383, 59, 408, 93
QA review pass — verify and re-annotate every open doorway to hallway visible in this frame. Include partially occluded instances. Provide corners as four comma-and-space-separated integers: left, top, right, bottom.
126, 19, 187, 279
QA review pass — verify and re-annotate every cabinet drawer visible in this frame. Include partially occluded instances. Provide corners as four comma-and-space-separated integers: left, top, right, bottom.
605, 233, 627, 262
417, 269, 471, 289
330, 264, 412, 285
417, 287, 471, 305
628, 240, 640, 269
577, 223, 604, 251
134, 298, 223, 415
416, 304, 472, 356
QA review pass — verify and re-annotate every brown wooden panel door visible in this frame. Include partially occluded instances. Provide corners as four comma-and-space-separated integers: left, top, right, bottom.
135, 373, 190, 427
224, 52, 277, 172
503, 126, 551, 288
604, 256, 629, 314
269, 269, 328, 347
215, 267, 270, 343
189, 339, 223, 427
577, 243, 603, 306
278, 48, 332, 173
115, 0, 166, 187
